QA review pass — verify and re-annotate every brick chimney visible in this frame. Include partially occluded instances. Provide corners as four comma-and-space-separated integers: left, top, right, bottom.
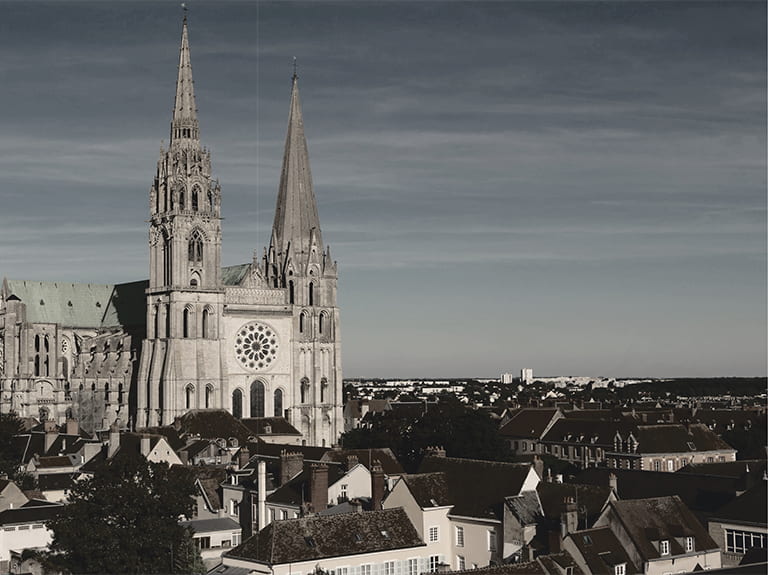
371, 460, 385, 511
561, 497, 578, 540
346, 454, 359, 470
140, 435, 151, 457
533, 455, 544, 479
280, 450, 304, 485
310, 464, 329, 512
107, 421, 120, 458
238, 446, 251, 469
43, 422, 57, 454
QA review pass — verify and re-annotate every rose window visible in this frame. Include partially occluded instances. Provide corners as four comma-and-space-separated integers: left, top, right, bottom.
234, 322, 278, 371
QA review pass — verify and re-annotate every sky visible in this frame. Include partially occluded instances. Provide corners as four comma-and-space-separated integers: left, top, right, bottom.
0, 1, 765, 379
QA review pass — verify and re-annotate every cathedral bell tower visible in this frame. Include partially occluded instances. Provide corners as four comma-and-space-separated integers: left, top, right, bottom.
137, 15, 224, 427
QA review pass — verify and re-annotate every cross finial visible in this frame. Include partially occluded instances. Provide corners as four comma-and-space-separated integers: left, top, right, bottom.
293, 56, 298, 80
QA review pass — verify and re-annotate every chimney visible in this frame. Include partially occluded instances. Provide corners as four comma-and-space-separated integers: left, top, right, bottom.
546, 468, 554, 483
257, 460, 268, 530
179, 450, 189, 466
533, 455, 544, 480
107, 422, 120, 458
561, 497, 578, 540
371, 460, 385, 511
310, 464, 329, 512
66, 419, 79, 436
239, 446, 251, 470
608, 473, 618, 495
43, 421, 58, 453
346, 454, 359, 470
264, 423, 272, 435
280, 450, 304, 485
140, 435, 151, 457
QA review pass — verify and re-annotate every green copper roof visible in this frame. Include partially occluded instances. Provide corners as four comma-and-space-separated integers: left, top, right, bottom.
221, 263, 250, 286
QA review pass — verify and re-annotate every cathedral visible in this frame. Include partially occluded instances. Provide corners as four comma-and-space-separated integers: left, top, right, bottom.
0, 16, 342, 447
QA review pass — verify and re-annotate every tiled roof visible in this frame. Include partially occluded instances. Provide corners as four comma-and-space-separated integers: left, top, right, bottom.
174, 409, 255, 444
417, 456, 533, 519
396, 473, 451, 508
504, 489, 542, 525
35, 455, 75, 468
186, 466, 228, 511
499, 409, 560, 439
678, 459, 766, 480
541, 419, 634, 446
536, 551, 584, 575
240, 442, 329, 462
267, 463, 345, 506
567, 527, 639, 574
227, 508, 424, 564
180, 516, 241, 534
608, 496, 718, 560
240, 417, 301, 436
0, 502, 63, 525
446, 562, 546, 575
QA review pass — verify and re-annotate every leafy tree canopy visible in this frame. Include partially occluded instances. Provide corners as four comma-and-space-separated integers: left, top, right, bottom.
0, 412, 36, 489
46, 451, 204, 574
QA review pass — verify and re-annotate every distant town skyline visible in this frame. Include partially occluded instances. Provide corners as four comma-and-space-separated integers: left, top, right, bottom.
0, 1, 765, 378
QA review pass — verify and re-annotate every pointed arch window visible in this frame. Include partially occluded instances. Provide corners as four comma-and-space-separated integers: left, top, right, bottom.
308, 282, 314, 306
250, 380, 265, 418
183, 308, 191, 338
300, 378, 310, 404
202, 308, 210, 339
191, 186, 199, 211
188, 230, 203, 263
274, 389, 283, 418
299, 312, 305, 334
320, 377, 328, 403
232, 388, 243, 419
185, 384, 195, 410
205, 385, 213, 409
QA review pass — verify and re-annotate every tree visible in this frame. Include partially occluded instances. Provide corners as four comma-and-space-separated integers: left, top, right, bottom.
46, 451, 204, 574
0, 412, 36, 489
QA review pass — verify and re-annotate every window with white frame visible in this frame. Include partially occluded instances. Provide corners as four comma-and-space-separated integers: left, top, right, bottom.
614, 564, 626, 575
660, 540, 670, 556
456, 525, 465, 547
361, 565, 372, 575
725, 529, 767, 554
384, 561, 395, 575
685, 536, 694, 552
428, 526, 439, 543
230, 499, 239, 516
337, 567, 348, 575
457, 556, 466, 571
429, 556, 440, 572
667, 460, 675, 472
280, 509, 288, 520
653, 460, 661, 472
407, 558, 418, 575
488, 529, 497, 552
340, 484, 348, 500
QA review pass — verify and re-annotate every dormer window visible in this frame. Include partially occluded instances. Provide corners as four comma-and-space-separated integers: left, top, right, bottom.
614, 564, 626, 575
685, 537, 694, 552
660, 539, 670, 556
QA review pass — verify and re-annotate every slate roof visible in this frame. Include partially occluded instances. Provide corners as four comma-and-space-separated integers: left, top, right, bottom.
635, 424, 734, 454
537, 482, 612, 525
678, 460, 767, 480
226, 508, 424, 564
607, 496, 718, 561
267, 463, 345, 506
240, 417, 301, 437
239, 442, 329, 462
174, 409, 255, 444
322, 448, 405, 474
417, 456, 533, 520
35, 455, 75, 468
572, 468, 740, 518
499, 409, 560, 439
186, 466, 228, 512
709, 483, 768, 527
541, 419, 634, 446
446, 562, 546, 575
536, 552, 584, 575
567, 527, 640, 574
180, 517, 241, 534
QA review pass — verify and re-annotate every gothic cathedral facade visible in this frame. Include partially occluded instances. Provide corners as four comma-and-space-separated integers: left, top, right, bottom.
0, 17, 343, 447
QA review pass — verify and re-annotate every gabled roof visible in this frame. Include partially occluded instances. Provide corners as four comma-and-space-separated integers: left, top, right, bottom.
172, 409, 254, 444
606, 496, 718, 561
226, 508, 424, 564
537, 482, 612, 525
267, 463, 345, 506
221, 263, 251, 286
567, 527, 639, 574
396, 473, 452, 508
322, 448, 405, 475
417, 456, 534, 520
505, 489, 542, 525
180, 517, 240, 535
499, 408, 560, 439
536, 551, 584, 575
239, 442, 329, 462
186, 465, 228, 512
540, 418, 634, 446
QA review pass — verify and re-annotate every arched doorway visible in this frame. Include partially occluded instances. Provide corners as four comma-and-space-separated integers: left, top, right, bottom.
250, 380, 265, 418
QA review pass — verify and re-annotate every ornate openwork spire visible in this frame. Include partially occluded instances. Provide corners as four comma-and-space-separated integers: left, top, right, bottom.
171, 14, 199, 143
271, 71, 323, 265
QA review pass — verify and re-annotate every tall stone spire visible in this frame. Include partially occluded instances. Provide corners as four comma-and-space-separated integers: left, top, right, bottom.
271, 72, 323, 264
171, 14, 199, 143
